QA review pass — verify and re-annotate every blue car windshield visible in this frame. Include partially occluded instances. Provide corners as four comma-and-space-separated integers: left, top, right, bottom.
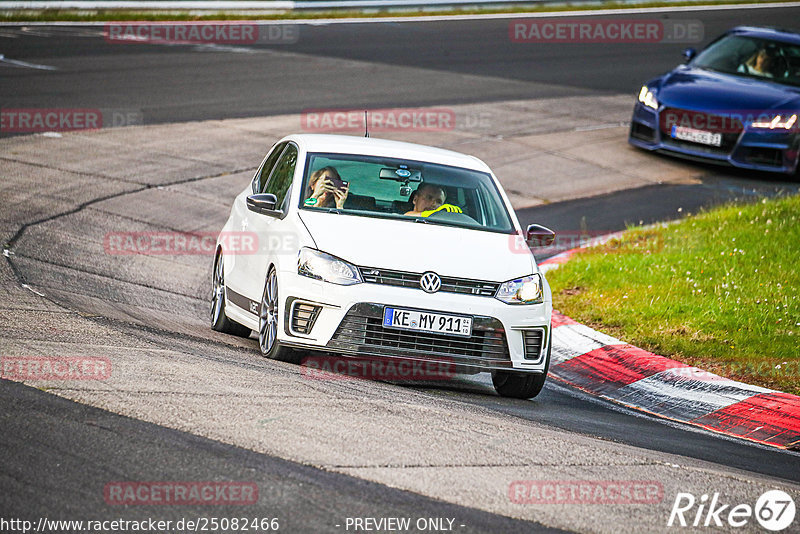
299, 152, 515, 234
691, 35, 800, 87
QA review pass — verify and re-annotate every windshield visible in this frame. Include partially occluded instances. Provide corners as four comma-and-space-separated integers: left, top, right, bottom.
300, 152, 515, 234
691, 34, 800, 87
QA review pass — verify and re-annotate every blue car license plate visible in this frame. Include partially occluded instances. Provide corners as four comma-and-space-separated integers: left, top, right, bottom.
671, 125, 722, 147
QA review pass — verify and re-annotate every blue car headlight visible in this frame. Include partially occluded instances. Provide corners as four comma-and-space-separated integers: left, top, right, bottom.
638, 85, 659, 110
751, 114, 797, 130
495, 274, 543, 305
298, 248, 362, 285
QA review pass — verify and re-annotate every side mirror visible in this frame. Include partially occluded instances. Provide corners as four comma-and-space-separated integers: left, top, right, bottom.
246, 193, 279, 215
526, 224, 556, 247
682, 48, 696, 63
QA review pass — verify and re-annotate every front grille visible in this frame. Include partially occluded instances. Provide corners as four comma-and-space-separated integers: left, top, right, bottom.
660, 107, 741, 155
522, 328, 547, 362
440, 276, 500, 297
327, 303, 510, 365
359, 268, 418, 289
290, 301, 321, 335
359, 267, 500, 297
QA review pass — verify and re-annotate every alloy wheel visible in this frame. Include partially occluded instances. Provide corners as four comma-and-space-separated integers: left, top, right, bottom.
259, 270, 278, 354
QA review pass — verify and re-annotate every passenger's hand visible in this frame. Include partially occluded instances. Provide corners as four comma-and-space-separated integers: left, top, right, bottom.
310, 178, 337, 201
333, 183, 349, 209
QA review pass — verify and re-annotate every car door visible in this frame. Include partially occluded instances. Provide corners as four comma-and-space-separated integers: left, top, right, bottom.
238, 142, 299, 309
225, 142, 287, 313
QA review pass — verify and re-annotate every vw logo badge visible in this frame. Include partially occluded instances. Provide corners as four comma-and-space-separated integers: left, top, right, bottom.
420, 272, 441, 294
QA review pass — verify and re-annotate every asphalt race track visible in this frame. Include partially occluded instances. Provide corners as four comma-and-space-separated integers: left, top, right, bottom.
2, 5, 800, 533
1, 5, 800, 124
0, 379, 560, 533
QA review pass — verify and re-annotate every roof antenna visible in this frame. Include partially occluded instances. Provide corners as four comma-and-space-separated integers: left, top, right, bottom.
364, 110, 369, 138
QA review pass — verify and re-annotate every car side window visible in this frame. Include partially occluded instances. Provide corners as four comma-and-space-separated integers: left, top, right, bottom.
255, 142, 288, 193
263, 144, 298, 211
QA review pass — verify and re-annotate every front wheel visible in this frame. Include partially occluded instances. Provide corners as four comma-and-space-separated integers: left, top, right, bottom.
492, 343, 550, 399
258, 268, 300, 363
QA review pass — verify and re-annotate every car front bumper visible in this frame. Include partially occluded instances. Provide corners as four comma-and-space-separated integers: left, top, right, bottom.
276, 270, 552, 374
628, 103, 800, 175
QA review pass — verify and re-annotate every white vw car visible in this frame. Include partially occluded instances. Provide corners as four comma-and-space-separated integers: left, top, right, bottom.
212, 134, 555, 398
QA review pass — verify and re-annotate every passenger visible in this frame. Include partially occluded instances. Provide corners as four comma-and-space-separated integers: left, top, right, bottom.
405, 183, 463, 217
739, 47, 776, 78
305, 166, 349, 209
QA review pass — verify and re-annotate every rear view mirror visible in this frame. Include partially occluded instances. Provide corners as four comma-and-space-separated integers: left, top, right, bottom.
379, 167, 422, 182
526, 224, 556, 247
683, 48, 697, 63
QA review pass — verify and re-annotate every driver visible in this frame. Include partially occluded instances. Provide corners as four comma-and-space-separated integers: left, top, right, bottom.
739, 47, 776, 78
404, 183, 463, 217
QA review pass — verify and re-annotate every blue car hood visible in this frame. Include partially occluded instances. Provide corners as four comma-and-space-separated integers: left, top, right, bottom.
656, 66, 800, 113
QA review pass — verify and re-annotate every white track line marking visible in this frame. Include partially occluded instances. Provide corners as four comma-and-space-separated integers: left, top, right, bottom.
0, 53, 57, 70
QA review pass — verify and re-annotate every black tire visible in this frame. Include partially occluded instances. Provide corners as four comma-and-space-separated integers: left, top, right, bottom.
492, 343, 551, 399
258, 267, 300, 363
211, 252, 252, 337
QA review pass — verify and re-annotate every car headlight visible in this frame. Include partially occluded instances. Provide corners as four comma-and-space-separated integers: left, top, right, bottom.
638, 86, 659, 110
751, 114, 797, 130
298, 248, 362, 286
495, 274, 543, 305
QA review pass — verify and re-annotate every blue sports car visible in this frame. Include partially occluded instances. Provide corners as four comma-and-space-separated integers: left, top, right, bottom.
629, 26, 800, 175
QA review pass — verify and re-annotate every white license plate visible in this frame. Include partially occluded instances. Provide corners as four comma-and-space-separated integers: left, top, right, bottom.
382, 307, 472, 337
671, 125, 722, 147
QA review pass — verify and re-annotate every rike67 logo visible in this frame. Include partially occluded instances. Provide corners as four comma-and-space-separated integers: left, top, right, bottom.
668, 490, 796, 531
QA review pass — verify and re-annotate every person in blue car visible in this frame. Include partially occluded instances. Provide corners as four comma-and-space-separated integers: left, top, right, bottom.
739, 47, 776, 78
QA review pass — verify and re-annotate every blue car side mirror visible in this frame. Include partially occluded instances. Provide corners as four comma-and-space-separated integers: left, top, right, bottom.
683, 48, 697, 63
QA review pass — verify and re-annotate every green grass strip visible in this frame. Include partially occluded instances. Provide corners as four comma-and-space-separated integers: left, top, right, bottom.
547, 193, 800, 395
